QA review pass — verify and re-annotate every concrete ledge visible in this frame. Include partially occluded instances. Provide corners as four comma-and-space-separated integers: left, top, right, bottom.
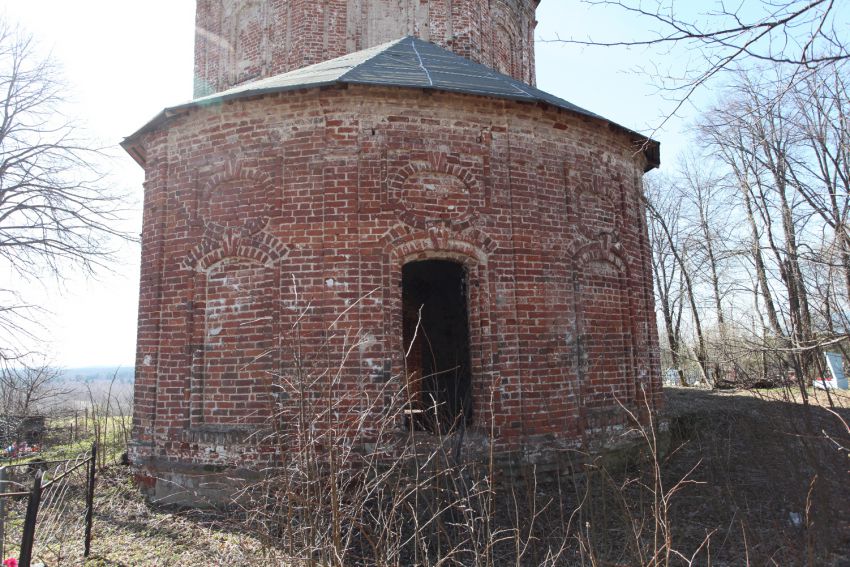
133, 457, 264, 508
131, 421, 669, 508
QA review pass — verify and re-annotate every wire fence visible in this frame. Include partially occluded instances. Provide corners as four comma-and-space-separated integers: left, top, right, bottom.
0, 444, 96, 567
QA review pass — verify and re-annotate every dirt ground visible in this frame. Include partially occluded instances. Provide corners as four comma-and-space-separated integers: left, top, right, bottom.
81, 472, 286, 566
658, 386, 850, 566
45, 386, 849, 565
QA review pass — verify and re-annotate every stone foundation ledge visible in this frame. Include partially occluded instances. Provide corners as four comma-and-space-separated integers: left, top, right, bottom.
130, 420, 669, 508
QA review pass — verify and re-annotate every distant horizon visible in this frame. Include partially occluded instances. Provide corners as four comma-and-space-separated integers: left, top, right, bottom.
57, 366, 135, 383
61, 364, 135, 369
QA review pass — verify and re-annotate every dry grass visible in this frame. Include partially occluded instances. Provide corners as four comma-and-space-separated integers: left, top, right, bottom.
82, 468, 286, 566
660, 385, 850, 565
3, 386, 845, 566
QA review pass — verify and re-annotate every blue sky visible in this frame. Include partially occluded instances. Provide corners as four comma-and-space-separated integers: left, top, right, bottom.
0, 1, 691, 367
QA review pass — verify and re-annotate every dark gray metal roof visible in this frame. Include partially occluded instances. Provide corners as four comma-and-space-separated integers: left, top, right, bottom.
124, 37, 659, 169
343, 37, 605, 121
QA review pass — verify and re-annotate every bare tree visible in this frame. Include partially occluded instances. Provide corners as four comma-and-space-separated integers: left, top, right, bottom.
0, 21, 132, 361
0, 359, 71, 453
552, 1, 849, 127
0, 360, 67, 416
677, 156, 737, 382
645, 174, 687, 384
697, 69, 820, 389
679, 159, 728, 328
644, 177, 712, 384
787, 65, 850, 301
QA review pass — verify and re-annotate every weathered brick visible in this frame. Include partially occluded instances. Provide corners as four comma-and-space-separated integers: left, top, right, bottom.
193, 0, 539, 96
126, 1, 662, 478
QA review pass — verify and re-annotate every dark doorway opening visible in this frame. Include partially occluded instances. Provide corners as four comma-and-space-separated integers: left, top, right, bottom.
402, 260, 472, 434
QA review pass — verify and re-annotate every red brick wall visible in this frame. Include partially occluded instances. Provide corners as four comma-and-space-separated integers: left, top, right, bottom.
130, 86, 661, 468
193, 0, 539, 97
197, 261, 275, 425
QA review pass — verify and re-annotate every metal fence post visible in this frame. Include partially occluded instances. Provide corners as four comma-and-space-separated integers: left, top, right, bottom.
19, 471, 43, 567
0, 466, 6, 560
84, 443, 97, 558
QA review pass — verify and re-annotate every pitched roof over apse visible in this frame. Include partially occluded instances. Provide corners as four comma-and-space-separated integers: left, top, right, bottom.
123, 36, 659, 169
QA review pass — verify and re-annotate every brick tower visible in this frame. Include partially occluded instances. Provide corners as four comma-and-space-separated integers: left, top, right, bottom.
193, 0, 539, 96
124, 0, 661, 503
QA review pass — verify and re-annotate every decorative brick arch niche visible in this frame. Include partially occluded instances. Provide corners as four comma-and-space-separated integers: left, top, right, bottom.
567, 162, 625, 243
195, 162, 279, 238
572, 243, 639, 430
183, 230, 289, 431
386, 152, 483, 231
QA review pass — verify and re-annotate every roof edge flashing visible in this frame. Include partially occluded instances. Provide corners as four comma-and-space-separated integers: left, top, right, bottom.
122, 36, 660, 170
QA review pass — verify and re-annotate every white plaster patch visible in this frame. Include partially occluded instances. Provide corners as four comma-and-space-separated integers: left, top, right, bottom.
359, 334, 377, 353
143, 355, 153, 366
326, 278, 335, 287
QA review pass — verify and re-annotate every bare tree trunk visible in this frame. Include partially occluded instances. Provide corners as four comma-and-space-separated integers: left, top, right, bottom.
789, 66, 850, 304
645, 176, 689, 385
656, 240, 686, 386
645, 195, 712, 385
756, 103, 816, 386
685, 161, 728, 381
740, 178, 784, 337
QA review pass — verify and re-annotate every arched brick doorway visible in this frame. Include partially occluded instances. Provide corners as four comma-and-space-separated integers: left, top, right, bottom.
402, 259, 473, 433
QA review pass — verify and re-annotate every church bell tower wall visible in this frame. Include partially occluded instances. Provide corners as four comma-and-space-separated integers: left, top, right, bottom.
193, 0, 540, 97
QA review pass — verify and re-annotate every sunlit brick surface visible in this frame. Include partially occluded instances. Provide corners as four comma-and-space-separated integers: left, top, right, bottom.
193, 0, 539, 96
128, 0, 661, 477
129, 86, 661, 468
